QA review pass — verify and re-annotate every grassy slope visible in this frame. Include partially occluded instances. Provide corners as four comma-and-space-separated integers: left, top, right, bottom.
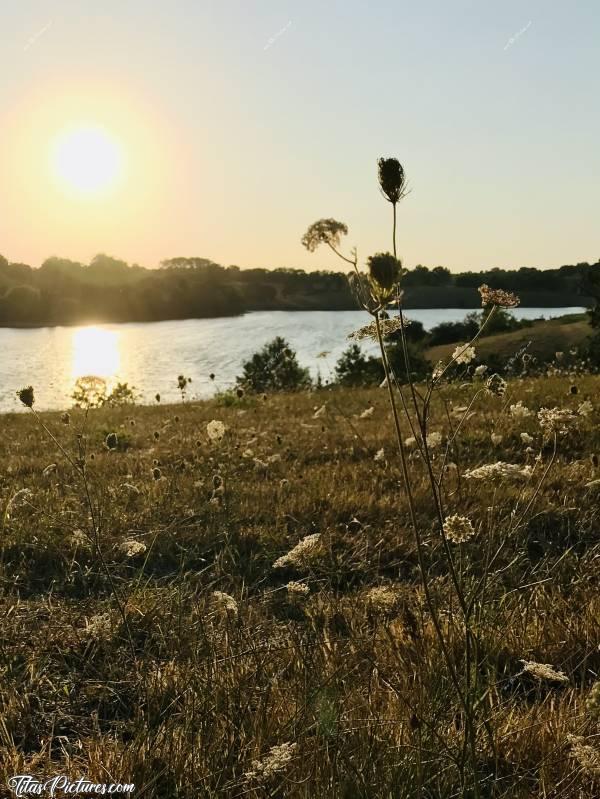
1, 379, 599, 796
426, 315, 593, 364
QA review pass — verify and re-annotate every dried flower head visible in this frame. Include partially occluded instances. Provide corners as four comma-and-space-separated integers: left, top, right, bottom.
478, 284, 520, 308
61, 412, 70, 424
273, 533, 322, 569
377, 157, 407, 204
578, 400, 593, 417
366, 585, 399, 612
286, 581, 310, 597
567, 735, 600, 775
367, 252, 401, 294
245, 742, 297, 782
520, 660, 569, 683
491, 433, 503, 445
301, 219, 348, 252
348, 316, 409, 341
425, 431, 443, 449
474, 364, 488, 377
207, 420, 226, 442
17, 386, 34, 408
443, 514, 476, 543
486, 374, 507, 397
119, 540, 147, 558
538, 406, 578, 435
105, 432, 118, 450
212, 590, 238, 617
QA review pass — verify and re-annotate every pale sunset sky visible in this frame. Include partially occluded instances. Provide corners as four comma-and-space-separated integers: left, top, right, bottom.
0, 1, 598, 273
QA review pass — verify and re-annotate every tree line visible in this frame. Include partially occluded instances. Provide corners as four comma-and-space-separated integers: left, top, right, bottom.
0, 252, 597, 326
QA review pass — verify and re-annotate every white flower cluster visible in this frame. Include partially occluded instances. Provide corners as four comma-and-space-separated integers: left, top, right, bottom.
273, 533, 322, 569
520, 660, 569, 684
207, 420, 226, 442
245, 742, 297, 782
452, 344, 476, 365
119, 540, 147, 558
464, 462, 532, 481
537, 407, 578, 435
509, 401, 532, 419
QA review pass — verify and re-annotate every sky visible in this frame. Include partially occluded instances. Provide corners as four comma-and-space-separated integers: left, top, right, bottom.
0, 1, 598, 274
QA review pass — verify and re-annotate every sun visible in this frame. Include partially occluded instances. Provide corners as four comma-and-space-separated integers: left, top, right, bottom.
51, 125, 124, 196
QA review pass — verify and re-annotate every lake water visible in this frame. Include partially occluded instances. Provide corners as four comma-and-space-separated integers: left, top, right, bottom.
0, 307, 585, 412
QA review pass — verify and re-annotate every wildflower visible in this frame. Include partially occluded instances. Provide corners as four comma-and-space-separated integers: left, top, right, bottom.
273, 533, 322, 569
105, 432, 118, 450
212, 590, 238, 617
85, 613, 113, 639
61, 412, 70, 424
348, 316, 409, 341
377, 157, 407, 204
443, 514, 476, 544
207, 420, 226, 442
301, 219, 348, 252
359, 406, 374, 419
267, 453, 281, 464
452, 344, 476, 365
236, 387, 244, 399
286, 581, 310, 597
486, 374, 507, 397
432, 361, 445, 380
152, 467, 162, 481
555, 351, 564, 361
520, 432, 534, 445
538, 406, 578, 435
491, 433, 503, 446
567, 735, 600, 775
478, 284, 520, 308
570, 384, 579, 395
374, 447, 385, 462
17, 386, 34, 408
578, 400, 593, 417
155, 393, 161, 402
474, 364, 488, 377
242, 448, 254, 458
366, 586, 399, 612
119, 540, 147, 557
71, 529, 89, 548
404, 436, 417, 449
245, 742, 297, 782
586, 681, 600, 714
425, 431, 443, 449
510, 401, 532, 419
464, 462, 532, 481
520, 660, 569, 684
367, 253, 401, 296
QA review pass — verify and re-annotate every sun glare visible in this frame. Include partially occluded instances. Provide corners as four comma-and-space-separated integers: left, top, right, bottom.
72, 326, 121, 379
51, 126, 124, 196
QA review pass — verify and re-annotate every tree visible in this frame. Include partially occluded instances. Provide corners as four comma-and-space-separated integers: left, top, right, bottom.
237, 337, 311, 392
334, 344, 382, 386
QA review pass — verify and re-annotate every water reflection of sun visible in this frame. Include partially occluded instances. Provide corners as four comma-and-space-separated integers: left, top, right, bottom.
72, 326, 120, 380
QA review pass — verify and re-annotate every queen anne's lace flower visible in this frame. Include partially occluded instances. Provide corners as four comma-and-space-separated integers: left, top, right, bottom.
119, 540, 147, 557
520, 660, 569, 683
366, 586, 399, 612
273, 534, 322, 569
510, 401, 532, 419
207, 420, 226, 442
486, 374, 507, 397
538, 407, 578, 435
578, 400, 593, 417
443, 514, 476, 543
464, 462, 532, 481
348, 316, 409, 341
245, 742, 297, 782
478, 284, 520, 308
212, 591, 238, 616
452, 344, 476, 365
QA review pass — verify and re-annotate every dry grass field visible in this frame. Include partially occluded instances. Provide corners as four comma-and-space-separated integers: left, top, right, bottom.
1, 375, 599, 797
